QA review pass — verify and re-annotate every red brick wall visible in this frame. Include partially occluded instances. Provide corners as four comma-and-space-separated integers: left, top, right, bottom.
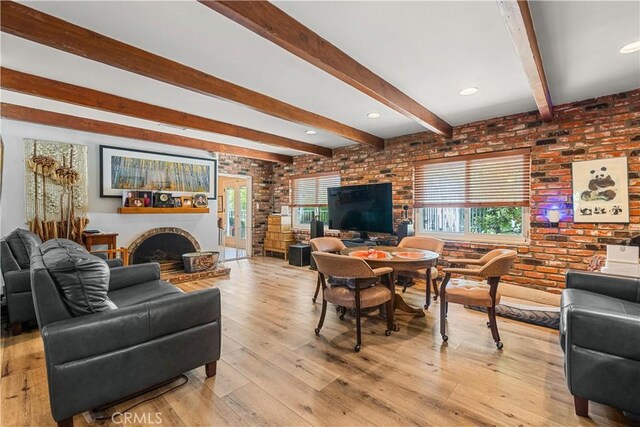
272, 89, 640, 291
218, 155, 274, 256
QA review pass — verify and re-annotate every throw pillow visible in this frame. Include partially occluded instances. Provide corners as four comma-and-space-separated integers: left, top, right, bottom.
43, 246, 116, 316
5, 228, 43, 269
40, 238, 86, 254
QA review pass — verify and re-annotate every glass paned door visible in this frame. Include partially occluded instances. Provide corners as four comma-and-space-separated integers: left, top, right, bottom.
222, 179, 249, 260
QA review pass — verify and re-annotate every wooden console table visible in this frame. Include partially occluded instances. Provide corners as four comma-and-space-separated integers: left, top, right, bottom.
82, 232, 118, 258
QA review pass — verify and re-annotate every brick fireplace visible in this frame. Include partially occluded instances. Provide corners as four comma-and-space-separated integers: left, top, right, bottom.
128, 227, 200, 271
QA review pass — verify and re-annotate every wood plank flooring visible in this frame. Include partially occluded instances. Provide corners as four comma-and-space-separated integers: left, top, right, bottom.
1, 257, 635, 426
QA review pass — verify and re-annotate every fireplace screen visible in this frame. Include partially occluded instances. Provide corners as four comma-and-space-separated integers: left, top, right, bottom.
130, 232, 197, 269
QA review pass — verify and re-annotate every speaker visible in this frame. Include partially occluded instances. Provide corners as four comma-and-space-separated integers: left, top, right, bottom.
310, 219, 324, 239
289, 244, 311, 267
397, 222, 414, 243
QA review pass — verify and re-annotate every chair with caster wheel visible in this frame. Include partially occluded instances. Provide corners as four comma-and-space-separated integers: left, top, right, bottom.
439, 249, 517, 349
309, 237, 347, 303
396, 236, 445, 309
312, 252, 395, 352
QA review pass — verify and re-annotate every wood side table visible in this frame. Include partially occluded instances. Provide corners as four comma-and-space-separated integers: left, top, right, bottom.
82, 232, 118, 259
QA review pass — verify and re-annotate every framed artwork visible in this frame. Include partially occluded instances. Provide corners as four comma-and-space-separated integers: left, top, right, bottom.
130, 198, 144, 208
193, 193, 208, 208
181, 196, 193, 207
572, 157, 629, 223
100, 145, 217, 199
138, 191, 153, 207
217, 195, 224, 213
122, 190, 138, 207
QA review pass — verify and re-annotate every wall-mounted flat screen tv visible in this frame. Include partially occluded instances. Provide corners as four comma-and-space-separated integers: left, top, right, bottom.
327, 183, 393, 234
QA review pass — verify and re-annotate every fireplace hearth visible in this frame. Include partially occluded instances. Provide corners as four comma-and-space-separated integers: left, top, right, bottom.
129, 228, 200, 271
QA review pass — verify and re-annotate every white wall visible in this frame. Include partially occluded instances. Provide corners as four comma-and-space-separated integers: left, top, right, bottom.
0, 120, 219, 251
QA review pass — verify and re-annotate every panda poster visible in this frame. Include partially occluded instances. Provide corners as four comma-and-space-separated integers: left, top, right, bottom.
572, 157, 629, 223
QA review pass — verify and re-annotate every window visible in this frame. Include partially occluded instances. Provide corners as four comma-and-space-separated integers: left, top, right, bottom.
415, 149, 530, 243
290, 172, 340, 229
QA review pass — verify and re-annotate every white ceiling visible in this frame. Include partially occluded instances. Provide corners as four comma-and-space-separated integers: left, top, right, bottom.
1, 1, 639, 158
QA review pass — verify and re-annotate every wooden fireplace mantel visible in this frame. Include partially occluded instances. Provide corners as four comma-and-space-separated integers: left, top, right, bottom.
118, 207, 210, 214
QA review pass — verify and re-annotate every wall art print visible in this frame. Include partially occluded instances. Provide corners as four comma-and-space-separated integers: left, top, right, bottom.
100, 146, 217, 199
24, 139, 89, 242
572, 157, 629, 223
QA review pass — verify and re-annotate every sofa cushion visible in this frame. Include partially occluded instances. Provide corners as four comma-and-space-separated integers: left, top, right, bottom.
5, 228, 42, 269
41, 238, 86, 255
43, 247, 116, 316
560, 289, 640, 351
108, 280, 183, 308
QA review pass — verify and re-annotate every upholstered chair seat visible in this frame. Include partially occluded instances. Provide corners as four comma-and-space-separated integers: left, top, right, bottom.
444, 282, 502, 306
324, 276, 393, 308
397, 236, 445, 308
439, 249, 517, 349
309, 237, 347, 303
312, 251, 395, 352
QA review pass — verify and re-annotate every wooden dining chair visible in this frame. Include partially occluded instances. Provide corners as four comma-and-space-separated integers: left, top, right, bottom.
312, 252, 395, 352
439, 249, 517, 349
397, 236, 445, 308
309, 237, 346, 303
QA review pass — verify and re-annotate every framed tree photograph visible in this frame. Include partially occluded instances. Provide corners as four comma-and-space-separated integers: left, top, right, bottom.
100, 145, 217, 199
572, 157, 629, 223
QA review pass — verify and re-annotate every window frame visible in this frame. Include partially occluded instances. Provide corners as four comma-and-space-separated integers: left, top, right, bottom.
292, 206, 331, 230
414, 149, 531, 245
290, 172, 340, 231
416, 207, 530, 244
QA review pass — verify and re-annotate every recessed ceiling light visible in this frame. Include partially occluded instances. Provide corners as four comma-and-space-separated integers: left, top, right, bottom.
305, 130, 317, 135
367, 112, 381, 119
619, 40, 640, 54
459, 87, 479, 96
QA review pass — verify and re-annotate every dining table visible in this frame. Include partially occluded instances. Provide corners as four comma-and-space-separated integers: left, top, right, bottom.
341, 246, 439, 318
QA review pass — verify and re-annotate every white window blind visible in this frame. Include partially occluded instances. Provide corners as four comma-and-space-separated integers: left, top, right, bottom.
414, 149, 531, 208
290, 173, 341, 207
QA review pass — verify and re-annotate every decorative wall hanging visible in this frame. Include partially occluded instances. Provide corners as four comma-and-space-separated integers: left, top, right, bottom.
100, 146, 217, 199
24, 139, 89, 242
0, 137, 4, 198
572, 157, 629, 223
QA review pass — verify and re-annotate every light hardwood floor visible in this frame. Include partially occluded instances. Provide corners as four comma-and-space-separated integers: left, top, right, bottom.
1, 257, 634, 426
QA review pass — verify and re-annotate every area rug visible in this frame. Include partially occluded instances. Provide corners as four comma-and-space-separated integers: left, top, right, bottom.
466, 300, 560, 330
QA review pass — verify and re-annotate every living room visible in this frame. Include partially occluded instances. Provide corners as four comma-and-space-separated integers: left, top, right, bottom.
1, 1, 639, 426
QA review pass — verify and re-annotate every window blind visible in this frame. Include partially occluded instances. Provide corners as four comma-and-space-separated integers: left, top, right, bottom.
414, 149, 531, 208
290, 172, 341, 207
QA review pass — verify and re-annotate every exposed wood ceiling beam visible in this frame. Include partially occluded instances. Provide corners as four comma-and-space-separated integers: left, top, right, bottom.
0, 68, 330, 157
0, 1, 381, 150
497, 0, 553, 121
0, 103, 294, 164
200, 1, 453, 137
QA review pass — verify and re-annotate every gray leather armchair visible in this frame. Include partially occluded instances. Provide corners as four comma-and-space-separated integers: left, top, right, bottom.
31, 243, 221, 427
1, 229, 123, 334
561, 270, 640, 418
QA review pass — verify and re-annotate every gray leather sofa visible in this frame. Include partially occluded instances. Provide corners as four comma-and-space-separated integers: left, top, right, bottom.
1, 228, 122, 334
561, 270, 640, 418
30, 239, 221, 427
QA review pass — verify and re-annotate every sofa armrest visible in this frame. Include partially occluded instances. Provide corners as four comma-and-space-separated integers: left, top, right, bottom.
4, 269, 32, 294
108, 263, 161, 291
566, 305, 640, 362
106, 258, 123, 268
42, 287, 221, 366
566, 270, 640, 303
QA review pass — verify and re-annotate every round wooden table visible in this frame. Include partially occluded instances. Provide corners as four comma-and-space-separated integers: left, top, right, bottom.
341, 246, 439, 317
